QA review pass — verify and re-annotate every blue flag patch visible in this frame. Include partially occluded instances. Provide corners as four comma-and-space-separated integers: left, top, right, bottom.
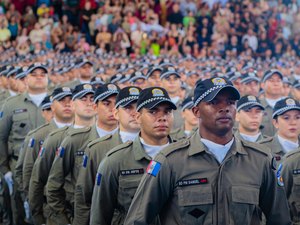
0, 111, 3, 119
28, 138, 35, 148
82, 155, 88, 168
277, 163, 284, 187
146, 160, 161, 177
96, 173, 102, 186
57, 146, 65, 158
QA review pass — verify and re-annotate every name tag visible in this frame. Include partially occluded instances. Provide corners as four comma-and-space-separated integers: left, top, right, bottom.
120, 168, 144, 176
178, 178, 208, 187
13, 109, 27, 114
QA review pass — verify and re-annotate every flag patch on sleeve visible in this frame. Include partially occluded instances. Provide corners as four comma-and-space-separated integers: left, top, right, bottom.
57, 146, 65, 158
82, 155, 88, 168
28, 138, 35, 148
146, 160, 161, 177
96, 173, 102, 186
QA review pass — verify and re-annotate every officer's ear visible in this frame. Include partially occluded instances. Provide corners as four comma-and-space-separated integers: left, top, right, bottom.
113, 107, 119, 121
272, 117, 279, 129
192, 105, 201, 118
135, 110, 142, 125
235, 111, 240, 122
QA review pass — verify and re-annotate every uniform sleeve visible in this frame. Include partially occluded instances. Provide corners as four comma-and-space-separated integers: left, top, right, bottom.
73, 149, 94, 225
14, 134, 31, 198
46, 138, 73, 224
90, 156, 119, 225
0, 102, 13, 174
124, 153, 173, 225
23, 134, 40, 198
259, 156, 292, 225
29, 137, 56, 225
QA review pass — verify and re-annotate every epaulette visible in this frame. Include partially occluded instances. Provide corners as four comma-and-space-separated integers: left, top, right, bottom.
87, 134, 112, 148
4, 93, 21, 103
170, 128, 181, 135
48, 126, 69, 137
34, 122, 50, 132
160, 139, 190, 157
241, 139, 269, 156
285, 149, 300, 159
27, 128, 37, 137
106, 141, 133, 157
69, 126, 91, 136
259, 136, 273, 144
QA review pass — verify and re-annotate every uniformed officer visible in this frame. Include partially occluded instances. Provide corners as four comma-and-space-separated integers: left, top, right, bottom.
259, 97, 300, 165
90, 86, 177, 225
281, 147, 300, 224
14, 95, 53, 201
46, 83, 120, 224
0, 171, 12, 225
160, 66, 183, 130
239, 73, 261, 96
235, 95, 269, 142
260, 69, 284, 136
29, 88, 91, 225
291, 80, 300, 101
74, 86, 141, 225
146, 65, 162, 87
22, 87, 74, 202
63, 59, 94, 89
170, 96, 198, 141
124, 77, 291, 225
0, 63, 48, 225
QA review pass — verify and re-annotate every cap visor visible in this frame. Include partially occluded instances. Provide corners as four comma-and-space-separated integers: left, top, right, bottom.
117, 99, 138, 108
239, 103, 265, 111
145, 99, 177, 110
53, 93, 73, 101
204, 86, 240, 102
273, 106, 300, 118
94, 92, 118, 103
72, 90, 94, 100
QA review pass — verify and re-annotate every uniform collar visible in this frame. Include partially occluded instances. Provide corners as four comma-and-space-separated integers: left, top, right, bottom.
188, 131, 248, 156
260, 98, 272, 109
272, 134, 285, 154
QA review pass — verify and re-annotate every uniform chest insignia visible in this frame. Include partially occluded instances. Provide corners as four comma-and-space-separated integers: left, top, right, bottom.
82, 155, 88, 168
13, 109, 27, 114
293, 169, 300, 175
177, 178, 208, 187
277, 164, 284, 187
120, 168, 144, 176
38, 147, 45, 157
75, 150, 84, 156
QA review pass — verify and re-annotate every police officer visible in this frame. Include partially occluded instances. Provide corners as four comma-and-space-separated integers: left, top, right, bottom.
90, 87, 176, 225
146, 65, 162, 87
28, 88, 90, 225
22, 87, 74, 202
239, 73, 261, 97
235, 95, 269, 142
260, 69, 284, 136
160, 66, 183, 130
124, 77, 291, 225
74, 86, 141, 225
259, 98, 300, 165
291, 80, 300, 101
46, 83, 119, 224
0, 63, 48, 225
281, 146, 300, 224
170, 96, 198, 141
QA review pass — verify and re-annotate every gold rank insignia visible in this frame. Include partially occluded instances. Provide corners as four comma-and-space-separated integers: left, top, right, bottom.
212, 77, 226, 85
152, 88, 164, 97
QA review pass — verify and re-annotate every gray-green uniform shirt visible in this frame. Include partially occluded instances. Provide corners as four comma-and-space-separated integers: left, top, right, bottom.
281, 148, 300, 224
260, 98, 276, 137
0, 93, 45, 174
74, 131, 122, 225
90, 136, 173, 225
46, 125, 99, 225
22, 120, 58, 199
28, 126, 73, 225
124, 132, 291, 225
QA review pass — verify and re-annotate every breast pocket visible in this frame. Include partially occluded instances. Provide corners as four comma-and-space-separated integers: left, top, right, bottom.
118, 178, 141, 212
12, 112, 29, 140
178, 186, 213, 225
290, 176, 300, 222
230, 185, 260, 224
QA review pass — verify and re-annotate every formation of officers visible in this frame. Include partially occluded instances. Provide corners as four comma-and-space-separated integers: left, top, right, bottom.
0, 55, 299, 225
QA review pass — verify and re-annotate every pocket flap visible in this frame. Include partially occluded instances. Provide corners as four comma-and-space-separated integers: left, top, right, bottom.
178, 186, 213, 206
232, 185, 259, 204
119, 178, 140, 189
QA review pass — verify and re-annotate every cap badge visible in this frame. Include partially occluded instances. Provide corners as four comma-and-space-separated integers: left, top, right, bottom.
286, 98, 296, 106
83, 84, 93, 90
62, 87, 71, 92
167, 67, 175, 72
247, 96, 256, 101
152, 88, 164, 97
107, 84, 118, 91
129, 87, 140, 96
212, 78, 226, 86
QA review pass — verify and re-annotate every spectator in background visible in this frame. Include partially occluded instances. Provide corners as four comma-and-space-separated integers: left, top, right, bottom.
81, 1, 95, 44
167, 3, 183, 25
0, 19, 11, 42
29, 23, 46, 43
8, 15, 19, 40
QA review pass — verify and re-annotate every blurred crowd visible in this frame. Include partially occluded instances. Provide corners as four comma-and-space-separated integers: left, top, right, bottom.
0, 0, 300, 58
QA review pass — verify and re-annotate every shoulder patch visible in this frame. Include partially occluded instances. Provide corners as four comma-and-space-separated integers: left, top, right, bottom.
106, 141, 133, 157
87, 134, 112, 148
160, 139, 190, 157
82, 154, 88, 168
28, 138, 35, 148
56, 146, 65, 158
146, 160, 161, 177
0, 111, 3, 119
241, 140, 269, 156
49, 126, 69, 137
69, 126, 91, 136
